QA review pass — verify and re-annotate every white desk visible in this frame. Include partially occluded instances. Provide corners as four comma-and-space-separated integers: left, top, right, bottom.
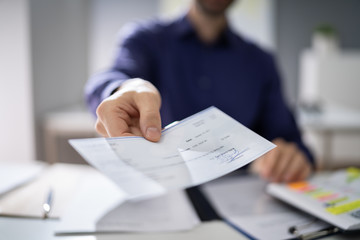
0, 218, 245, 240
1, 163, 360, 240
0, 163, 245, 240
1, 212, 359, 240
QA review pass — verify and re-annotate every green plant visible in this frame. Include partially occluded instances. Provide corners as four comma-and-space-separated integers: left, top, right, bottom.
314, 24, 337, 37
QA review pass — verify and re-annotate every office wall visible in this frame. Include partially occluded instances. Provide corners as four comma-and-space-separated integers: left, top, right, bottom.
276, 0, 360, 106
229, 0, 275, 51
30, 0, 89, 160
28, 0, 159, 161
0, 0, 35, 162
89, 0, 159, 74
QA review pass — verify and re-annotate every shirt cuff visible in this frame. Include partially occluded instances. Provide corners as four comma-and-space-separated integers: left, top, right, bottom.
100, 79, 126, 101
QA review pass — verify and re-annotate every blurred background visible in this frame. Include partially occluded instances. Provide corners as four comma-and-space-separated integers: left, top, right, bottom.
1, 0, 359, 169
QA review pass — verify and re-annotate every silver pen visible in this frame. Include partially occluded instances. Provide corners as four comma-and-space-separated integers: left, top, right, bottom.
42, 188, 53, 219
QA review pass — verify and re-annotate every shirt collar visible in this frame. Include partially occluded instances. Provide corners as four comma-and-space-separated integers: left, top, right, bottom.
172, 13, 239, 48
173, 14, 195, 39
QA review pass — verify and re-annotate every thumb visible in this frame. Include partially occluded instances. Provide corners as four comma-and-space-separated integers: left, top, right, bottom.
140, 108, 162, 142
137, 95, 162, 142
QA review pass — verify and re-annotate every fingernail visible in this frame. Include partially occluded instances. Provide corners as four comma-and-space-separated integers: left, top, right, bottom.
146, 127, 160, 141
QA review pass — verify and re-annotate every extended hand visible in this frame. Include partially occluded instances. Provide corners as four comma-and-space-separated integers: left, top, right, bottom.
251, 138, 312, 182
95, 78, 162, 142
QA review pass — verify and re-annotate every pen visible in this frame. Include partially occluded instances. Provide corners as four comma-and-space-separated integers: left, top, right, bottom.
42, 188, 53, 219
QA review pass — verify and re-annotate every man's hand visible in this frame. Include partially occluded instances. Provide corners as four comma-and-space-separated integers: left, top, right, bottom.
251, 138, 312, 182
95, 78, 162, 142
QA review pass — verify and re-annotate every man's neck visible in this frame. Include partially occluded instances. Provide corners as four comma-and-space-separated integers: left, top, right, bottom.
187, 4, 227, 44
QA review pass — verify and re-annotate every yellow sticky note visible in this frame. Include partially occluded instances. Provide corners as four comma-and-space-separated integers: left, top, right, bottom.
326, 200, 360, 215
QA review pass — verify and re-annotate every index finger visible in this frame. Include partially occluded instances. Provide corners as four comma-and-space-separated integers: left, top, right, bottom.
101, 110, 133, 137
96, 99, 136, 137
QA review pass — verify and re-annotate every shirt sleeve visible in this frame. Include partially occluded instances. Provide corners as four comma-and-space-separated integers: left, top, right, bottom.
84, 22, 156, 116
257, 53, 315, 168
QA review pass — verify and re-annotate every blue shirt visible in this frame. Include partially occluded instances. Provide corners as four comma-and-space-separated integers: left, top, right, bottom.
85, 15, 314, 165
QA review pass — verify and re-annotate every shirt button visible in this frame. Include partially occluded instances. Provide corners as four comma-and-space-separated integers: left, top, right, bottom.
198, 76, 212, 90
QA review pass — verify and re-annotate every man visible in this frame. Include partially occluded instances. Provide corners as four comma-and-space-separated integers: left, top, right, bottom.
86, 0, 314, 183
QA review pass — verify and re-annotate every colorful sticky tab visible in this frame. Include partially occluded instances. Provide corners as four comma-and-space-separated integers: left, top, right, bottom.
318, 193, 339, 202
326, 200, 360, 215
312, 191, 333, 199
346, 167, 360, 183
326, 196, 349, 206
288, 181, 316, 192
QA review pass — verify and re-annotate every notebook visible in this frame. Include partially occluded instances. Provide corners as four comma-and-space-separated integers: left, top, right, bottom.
267, 167, 360, 231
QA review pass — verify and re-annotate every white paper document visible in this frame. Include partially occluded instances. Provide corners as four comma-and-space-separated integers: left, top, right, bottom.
202, 174, 330, 240
0, 163, 97, 218
69, 106, 275, 200
56, 173, 200, 234
0, 162, 44, 196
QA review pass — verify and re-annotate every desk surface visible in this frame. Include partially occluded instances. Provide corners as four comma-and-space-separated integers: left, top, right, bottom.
0, 218, 246, 240
1, 163, 360, 240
